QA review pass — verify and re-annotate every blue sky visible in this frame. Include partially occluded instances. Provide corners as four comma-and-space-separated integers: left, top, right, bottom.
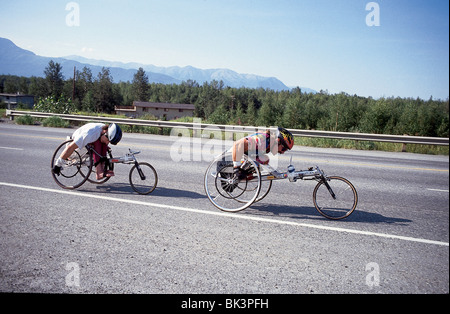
1, 0, 448, 100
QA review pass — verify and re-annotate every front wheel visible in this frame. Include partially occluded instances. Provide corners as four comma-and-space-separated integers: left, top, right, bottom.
313, 176, 358, 220
129, 162, 158, 195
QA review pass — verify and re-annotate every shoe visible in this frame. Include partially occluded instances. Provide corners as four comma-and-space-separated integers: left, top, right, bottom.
52, 165, 62, 176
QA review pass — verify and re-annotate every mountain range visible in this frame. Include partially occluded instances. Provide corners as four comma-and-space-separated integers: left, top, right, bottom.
0, 37, 315, 92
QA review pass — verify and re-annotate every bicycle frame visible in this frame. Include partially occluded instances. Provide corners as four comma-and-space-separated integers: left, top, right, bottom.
86, 145, 146, 181
110, 149, 146, 180
254, 160, 337, 200
244, 157, 327, 184
110, 149, 140, 165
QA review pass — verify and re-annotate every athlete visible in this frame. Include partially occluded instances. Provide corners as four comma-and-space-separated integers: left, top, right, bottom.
232, 127, 294, 178
52, 123, 122, 180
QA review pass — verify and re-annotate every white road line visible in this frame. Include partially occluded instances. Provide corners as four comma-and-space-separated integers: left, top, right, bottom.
427, 189, 449, 193
1, 181, 448, 247
0, 147, 24, 151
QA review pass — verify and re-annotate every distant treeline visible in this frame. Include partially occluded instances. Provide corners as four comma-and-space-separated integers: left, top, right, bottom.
1, 61, 448, 138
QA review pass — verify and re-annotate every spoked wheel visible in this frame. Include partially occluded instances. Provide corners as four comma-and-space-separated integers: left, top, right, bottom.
313, 176, 358, 220
204, 154, 261, 212
129, 162, 158, 195
51, 140, 93, 190
86, 152, 114, 185
86, 164, 113, 185
254, 170, 273, 203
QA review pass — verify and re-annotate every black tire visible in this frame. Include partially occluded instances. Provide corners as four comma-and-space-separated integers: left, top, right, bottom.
129, 162, 158, 195
51, 140, 92, 190
313, 176, 358, 220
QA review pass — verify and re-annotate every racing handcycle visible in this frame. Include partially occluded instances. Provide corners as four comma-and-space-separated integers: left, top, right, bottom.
51, 139, 158, 195
204, 151, 358, 220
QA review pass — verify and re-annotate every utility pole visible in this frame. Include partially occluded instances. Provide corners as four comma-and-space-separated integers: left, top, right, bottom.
72, 66, 76, 101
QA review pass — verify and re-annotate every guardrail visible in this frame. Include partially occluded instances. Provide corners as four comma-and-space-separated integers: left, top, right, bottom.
6, 110, 449, 147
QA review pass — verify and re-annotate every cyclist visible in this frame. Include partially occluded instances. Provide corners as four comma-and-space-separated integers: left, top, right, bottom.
52, 123, 123, 180
232, 127, 294, 178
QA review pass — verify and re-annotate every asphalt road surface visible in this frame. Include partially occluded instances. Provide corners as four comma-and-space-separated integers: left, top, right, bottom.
0, 122, 448, 295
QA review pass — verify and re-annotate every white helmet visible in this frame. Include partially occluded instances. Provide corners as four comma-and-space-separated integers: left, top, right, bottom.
108, 124, 122, 145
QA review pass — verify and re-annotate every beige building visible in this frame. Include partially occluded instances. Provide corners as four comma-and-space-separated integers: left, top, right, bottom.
115, 101, 195, 120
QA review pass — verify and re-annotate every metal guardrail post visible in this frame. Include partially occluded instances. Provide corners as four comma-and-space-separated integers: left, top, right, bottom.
6, 110, 13, 121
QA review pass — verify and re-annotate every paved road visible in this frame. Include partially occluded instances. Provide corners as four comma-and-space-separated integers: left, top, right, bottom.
0, 123, 448, 295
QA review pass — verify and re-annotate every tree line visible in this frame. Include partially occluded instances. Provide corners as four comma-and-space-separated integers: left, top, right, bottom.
1, 61, 448, 138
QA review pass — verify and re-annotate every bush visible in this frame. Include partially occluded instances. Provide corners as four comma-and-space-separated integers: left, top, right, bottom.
15, 115, 35, 125
35, 96, 76, 114
42, 116, 70, 128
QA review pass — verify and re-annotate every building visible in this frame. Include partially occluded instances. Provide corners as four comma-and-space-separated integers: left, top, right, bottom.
0, 93, 34, 109
115, 101, 196, 120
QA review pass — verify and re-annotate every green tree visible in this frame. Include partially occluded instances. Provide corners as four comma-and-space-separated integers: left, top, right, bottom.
245, 98, 257, 126
208, 104, 230, 125
131, 67, 150, 102
256, 100, 275, 127
94, 67, 116, 113
82, 90, 95, 112
28, 76, 48, 99
283, 98, 303, 129
44, 60, 65, 99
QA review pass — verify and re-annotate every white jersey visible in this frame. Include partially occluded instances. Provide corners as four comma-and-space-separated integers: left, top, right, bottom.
71, 123, 105, 148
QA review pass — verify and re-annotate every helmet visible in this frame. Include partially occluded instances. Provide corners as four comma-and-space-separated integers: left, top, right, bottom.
277, 127, 294, 151
108, 123, 122, 145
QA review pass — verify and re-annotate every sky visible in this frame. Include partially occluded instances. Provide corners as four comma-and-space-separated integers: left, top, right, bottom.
0, 0, 449, 100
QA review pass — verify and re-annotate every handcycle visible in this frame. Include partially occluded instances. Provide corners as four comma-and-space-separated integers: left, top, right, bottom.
51, 139, 158, 195
204, 151, 358, 220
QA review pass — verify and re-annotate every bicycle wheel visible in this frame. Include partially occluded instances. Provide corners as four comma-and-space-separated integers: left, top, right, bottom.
86, 165, 112, 184
86, 152, 114, 185
129, 162, 158, 195
51, 140, 92, 190
204, 155, 261, 212
254, 167, 273, 203
313, 176, 358, 220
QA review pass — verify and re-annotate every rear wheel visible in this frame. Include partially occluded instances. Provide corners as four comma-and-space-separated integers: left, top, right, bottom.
51, 140, 92, 190
86, 151, 114, 185
204, 153, 261, 212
